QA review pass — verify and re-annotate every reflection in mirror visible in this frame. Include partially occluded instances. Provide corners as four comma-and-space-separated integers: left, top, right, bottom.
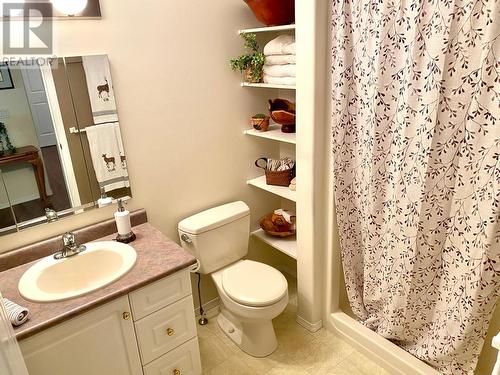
0, 55, 131, 236
0, 171, 16, 234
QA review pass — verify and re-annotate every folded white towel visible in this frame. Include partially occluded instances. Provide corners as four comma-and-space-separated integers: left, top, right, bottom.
265, 54, 296, 66
264, 35, 296, 56
263, 75, 296, 86
263, 64, 296, 77
3, 298, 29, 327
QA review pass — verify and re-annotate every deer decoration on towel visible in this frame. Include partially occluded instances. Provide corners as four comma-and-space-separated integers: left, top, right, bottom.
102, 154, 116, 171
97, 78, 110, 102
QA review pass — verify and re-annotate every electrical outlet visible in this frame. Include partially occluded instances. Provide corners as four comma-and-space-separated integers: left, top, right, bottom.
0, 109, 10, 119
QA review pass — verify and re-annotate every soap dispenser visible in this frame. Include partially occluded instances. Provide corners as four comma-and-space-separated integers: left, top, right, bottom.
97, 188, 113, 208
115, 199, 136, 243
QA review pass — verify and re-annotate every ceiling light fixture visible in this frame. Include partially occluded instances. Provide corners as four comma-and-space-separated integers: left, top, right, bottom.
51, 0, 88, 16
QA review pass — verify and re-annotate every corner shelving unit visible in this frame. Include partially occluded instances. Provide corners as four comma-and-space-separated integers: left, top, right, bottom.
244, 125, 296, 144
241, 82, 296, 90
239, 23, 298, 260
247, 175, 296, 202
238, 24, 296, 34
251, 229, 297, 259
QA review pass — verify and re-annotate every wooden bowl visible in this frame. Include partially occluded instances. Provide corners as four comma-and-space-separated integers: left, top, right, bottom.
259, 213, 296, 237
243, 0, 295, 27
270, 110, 295, 125
261, 229, 296, 238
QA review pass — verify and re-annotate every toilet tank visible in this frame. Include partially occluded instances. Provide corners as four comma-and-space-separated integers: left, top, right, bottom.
178, 201, 250, 274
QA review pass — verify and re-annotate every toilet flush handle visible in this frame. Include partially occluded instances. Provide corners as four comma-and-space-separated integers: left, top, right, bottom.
180, 234, 192, 244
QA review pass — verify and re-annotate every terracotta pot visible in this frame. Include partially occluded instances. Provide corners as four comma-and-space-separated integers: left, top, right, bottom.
243, 0, 295, 27
251, 116, 270, 131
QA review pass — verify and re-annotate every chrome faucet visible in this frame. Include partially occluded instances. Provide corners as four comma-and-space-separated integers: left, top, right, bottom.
54, 232, 86, 260
45, 208, 59, 223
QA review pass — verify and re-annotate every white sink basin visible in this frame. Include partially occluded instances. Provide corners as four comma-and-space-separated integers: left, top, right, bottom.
18, 241, 137, 303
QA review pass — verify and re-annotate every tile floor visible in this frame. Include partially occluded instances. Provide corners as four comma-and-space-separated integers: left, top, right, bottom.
197, 275, 390, 374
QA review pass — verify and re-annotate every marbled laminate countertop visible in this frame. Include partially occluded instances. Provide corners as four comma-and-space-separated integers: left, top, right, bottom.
0, 223, 197, 340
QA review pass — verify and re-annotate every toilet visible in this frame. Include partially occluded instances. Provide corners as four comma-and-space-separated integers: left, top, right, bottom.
178, 201, 288, 357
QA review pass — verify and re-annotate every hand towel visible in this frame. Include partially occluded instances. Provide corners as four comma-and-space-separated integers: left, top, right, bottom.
264, 35, 296, 56
274, 209, 295, 225
82, 55, 119, 125
265, 54, 296, 66
263, 74, 296, 86
0, 293, 29, 375
263, 64, 296, 77
3, 298, 29, 327
289, 177, 296, 191
85, 122, 130, 192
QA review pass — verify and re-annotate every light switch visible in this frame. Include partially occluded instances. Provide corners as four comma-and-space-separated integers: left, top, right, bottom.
0, 109, 10, 119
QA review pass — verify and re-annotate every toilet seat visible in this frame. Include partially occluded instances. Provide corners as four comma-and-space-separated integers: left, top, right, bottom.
221, 260, 288, 307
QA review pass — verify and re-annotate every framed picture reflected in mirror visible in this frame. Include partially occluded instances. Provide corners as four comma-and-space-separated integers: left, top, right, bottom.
0, 64, 14, 90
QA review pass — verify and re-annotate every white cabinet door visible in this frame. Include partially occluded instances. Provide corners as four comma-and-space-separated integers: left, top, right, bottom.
20, 296, 142, 375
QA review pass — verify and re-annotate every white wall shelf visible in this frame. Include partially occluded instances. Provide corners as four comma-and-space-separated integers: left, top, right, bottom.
241, 82, 296, 90
247, 175, 296, 202
244, 125, 296, 144
251, 229, 297, 259
239, 24, 295, 34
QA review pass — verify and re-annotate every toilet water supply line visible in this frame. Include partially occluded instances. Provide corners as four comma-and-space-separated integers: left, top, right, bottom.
493, 333, 500, 375
189, 259, 208, 325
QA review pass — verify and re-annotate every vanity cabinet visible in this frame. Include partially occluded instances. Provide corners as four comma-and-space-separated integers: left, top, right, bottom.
20, 296, 143, 375
20, 269, 202, 375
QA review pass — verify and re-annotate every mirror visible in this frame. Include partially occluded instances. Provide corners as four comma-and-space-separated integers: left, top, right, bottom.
0, 55, 131, 235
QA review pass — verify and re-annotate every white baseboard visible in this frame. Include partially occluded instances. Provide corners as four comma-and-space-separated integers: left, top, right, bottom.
195, 297, 220, 319
296, 315, 323, 333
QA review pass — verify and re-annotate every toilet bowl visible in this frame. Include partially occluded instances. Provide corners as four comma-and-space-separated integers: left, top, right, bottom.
178, 201, 289, 357
212, 260, 288, 357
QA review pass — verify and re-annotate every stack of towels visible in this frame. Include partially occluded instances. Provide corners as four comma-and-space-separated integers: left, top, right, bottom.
263, 35, 296, 86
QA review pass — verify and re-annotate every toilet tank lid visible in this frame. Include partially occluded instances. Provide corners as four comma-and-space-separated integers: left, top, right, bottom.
178, 201, 250, 235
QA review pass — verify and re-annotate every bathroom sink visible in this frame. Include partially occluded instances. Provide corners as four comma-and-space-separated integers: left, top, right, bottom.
18, 241, 137, 303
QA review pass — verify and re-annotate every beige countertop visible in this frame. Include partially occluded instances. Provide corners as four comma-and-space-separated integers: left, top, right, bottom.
0, 222, 197, 340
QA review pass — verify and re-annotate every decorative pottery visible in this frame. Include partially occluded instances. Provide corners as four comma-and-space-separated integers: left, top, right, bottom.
269, 98, 296, 133
251, 115, 270, 131
243, 0, 295, 27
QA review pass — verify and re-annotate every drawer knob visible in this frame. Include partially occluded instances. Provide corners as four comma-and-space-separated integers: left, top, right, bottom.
173, 369, 181, 375
166, 327, 175, 336
122, 312, 131, 320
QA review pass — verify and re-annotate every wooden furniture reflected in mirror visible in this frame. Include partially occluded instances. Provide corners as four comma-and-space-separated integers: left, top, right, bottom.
0, 146, 48, 202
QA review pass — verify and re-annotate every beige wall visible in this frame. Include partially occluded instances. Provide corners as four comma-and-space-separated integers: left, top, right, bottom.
0, 68, 40, 206
0, 1, 290, 307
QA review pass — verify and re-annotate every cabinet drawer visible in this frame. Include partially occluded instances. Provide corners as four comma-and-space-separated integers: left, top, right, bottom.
135, 295, 197, 364
143, 337, 202, 375
130, 269, 191, 320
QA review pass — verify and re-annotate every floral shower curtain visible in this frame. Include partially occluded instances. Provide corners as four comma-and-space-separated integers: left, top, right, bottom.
331, 0, 500, 373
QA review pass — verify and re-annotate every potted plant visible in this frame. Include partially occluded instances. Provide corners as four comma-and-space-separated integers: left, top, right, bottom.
230, 33, 265, 83
251, 113, 270, 131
